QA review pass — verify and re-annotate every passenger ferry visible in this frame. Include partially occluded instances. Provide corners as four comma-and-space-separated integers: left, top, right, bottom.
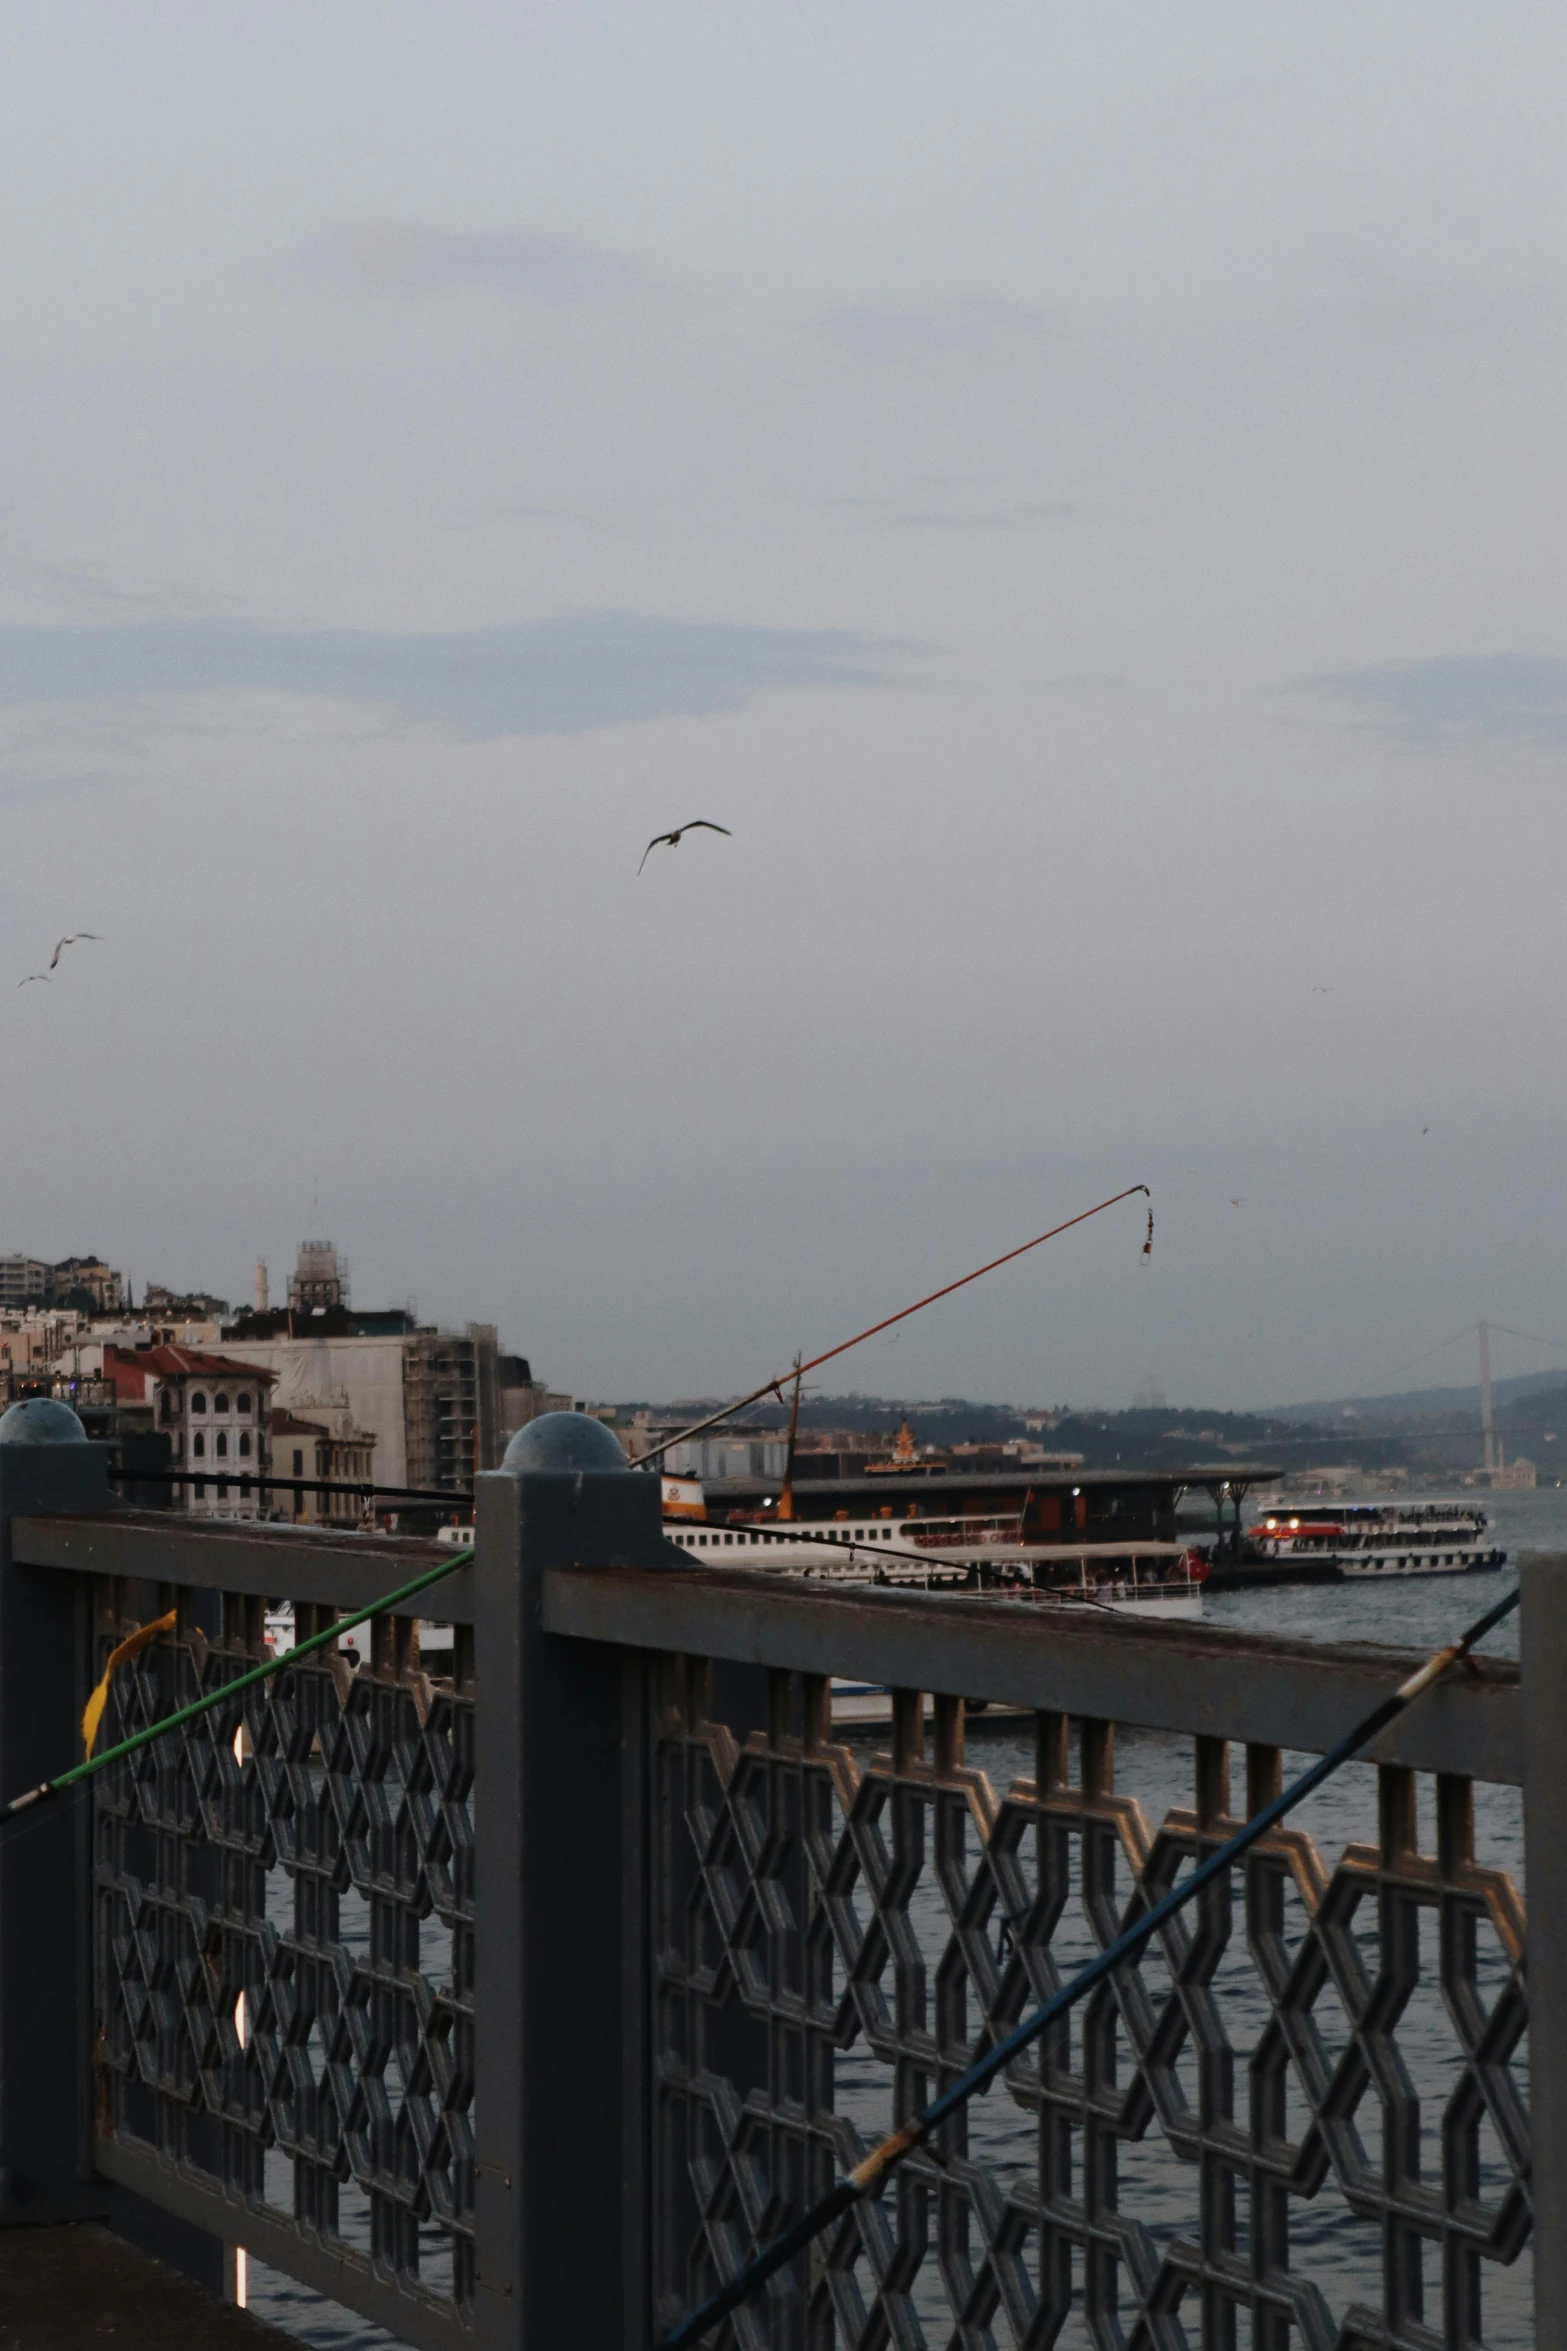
1246, 1501, 1503, 1580
664, 1493, 1205, 1620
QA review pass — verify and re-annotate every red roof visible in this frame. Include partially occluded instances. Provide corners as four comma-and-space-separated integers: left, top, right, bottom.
271, 1408, 328, 1437
103, 1345, 277, 1402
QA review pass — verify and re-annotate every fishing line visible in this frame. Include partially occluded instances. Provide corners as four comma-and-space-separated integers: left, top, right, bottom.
0, 1549, 472, 1828
659, 1579, 1520, 2349
638, 1184, 1152, 1471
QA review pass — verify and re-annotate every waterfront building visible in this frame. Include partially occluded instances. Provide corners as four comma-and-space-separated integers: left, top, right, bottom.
101, 1344, 276, 1518
222, 1243, 542, 1496
269, 1404, 377, 1522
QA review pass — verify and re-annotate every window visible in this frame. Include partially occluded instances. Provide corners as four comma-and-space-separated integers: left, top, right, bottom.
293, 1449, 304, 1477
215, 1393, 230, 1413
193, 1433, 205, 1459
238, 1431, 250, 1458
194, 1479, 206, 1499
216, 1432, 228, 1459
191, 1392, 207, 1414
237, 1393, 252, 1415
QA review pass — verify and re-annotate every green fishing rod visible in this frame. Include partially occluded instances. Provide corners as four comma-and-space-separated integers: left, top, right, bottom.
660, 1579, 1521, 2349
0, 1548, 472, 1827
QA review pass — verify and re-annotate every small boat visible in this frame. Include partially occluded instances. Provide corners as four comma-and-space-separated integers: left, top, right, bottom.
1246, 1501, 1504, 1580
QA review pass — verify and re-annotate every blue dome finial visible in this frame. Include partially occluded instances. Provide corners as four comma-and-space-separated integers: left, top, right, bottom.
502, 1412, 629, 1474
0, 1397, 89, 1446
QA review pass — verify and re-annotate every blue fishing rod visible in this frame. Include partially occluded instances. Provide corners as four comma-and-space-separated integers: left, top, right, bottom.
660, 1579, 1520, 2349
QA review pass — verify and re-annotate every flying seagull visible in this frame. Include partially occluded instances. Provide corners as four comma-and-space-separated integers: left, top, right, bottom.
638, 820, 731, 875
1228, 1197, 1244, 1208
17, 932, 103, 989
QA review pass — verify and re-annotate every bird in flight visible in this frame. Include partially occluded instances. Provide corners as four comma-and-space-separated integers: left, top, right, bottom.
18, 932, 103, 989
1310, 984, 1330, 994
1228, 1197, 1244, 1208
638, 820, 731, 875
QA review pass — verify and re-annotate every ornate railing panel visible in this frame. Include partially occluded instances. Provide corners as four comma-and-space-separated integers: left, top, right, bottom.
89, 1576, 475, 2345
651, 1662, 1530, 2351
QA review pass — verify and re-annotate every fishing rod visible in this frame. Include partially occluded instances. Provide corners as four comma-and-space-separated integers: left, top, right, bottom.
659, 1578, 1520, 2349
0, 1549, 472, 1829
638, 1184, 1153, 1471
3, 1186, 1145, 1835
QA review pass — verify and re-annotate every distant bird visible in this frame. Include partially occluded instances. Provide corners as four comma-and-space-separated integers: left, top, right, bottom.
638, 820, 731, 875
1310, 984, 1330, 994
1421, 1125, 1430, 1136
1228, 1197, 1244, 1208
16, 972, 51, 989
18, 932, 102, 988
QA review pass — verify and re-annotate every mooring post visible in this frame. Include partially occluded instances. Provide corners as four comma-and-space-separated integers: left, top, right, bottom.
472, 1428, 665, 2351
1521, 1548, 1567, 2343
0, 1404, 110, 2223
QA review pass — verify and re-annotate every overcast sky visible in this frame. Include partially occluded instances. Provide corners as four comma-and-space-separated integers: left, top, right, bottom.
1, 5, 1562, 1411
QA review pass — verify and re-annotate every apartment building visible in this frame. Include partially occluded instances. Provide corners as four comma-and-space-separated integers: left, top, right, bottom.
102, 1345, 276, 1520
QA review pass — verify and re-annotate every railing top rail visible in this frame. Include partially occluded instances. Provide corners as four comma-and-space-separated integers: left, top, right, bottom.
542, 1559, 1526, 1783
9, 1509, 475, 1623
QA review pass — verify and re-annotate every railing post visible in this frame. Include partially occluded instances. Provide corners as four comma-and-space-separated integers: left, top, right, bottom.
0, 1407, 233, 2295
1521, 1548, 1567, 2343
0, 1409, 111, 2223
472, 1454, 665, 2351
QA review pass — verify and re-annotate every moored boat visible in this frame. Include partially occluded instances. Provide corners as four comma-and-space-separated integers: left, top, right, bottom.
664, 1494, 1205, 1618
1246, 1500, 1503, 1580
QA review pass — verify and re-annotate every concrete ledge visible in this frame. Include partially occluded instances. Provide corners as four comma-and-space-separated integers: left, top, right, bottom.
0, 2222, 295, 2349
9, 1510, 474, 1623
542, 1560, 1528, 1783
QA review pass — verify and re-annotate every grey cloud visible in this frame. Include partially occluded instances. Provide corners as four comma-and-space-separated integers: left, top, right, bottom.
0, 614, 887, 740
316, 221, 643, 304
815, 296, 1068, 367
828, 494, 1081, 533
1302, 655, 1566, 749
1337, 284, 1536, 343
445, 498, 629, 535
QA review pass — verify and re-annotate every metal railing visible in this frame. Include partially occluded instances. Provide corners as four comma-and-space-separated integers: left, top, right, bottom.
0, 1441, 1561, 2349
550, 1558, 1535, 2351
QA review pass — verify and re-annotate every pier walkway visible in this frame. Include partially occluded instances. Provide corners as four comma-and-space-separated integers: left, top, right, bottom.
0, 2224, 291, 2348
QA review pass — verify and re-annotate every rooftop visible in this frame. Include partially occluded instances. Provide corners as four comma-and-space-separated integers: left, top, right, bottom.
692, 1461, 1284, 1505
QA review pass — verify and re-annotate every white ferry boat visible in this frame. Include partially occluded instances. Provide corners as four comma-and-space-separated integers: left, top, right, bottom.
1246, 1501, 1503, 1580
665, 1498, 1205, 1620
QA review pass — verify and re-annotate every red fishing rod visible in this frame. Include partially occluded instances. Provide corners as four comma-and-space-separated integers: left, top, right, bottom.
637, 1182, 1153, 1469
